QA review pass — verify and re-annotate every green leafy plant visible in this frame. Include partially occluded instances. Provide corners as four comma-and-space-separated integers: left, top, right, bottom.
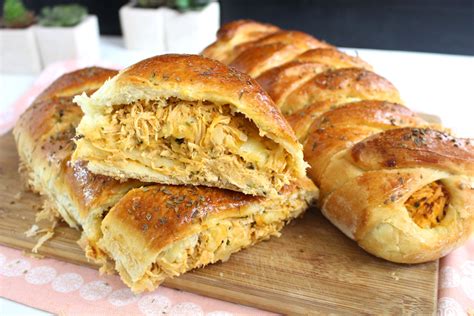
1, 0, 36, 28
136, 0, 212, 11
136, 0, 167, 8
173, 0, 211, 11
39, 4, 87, 27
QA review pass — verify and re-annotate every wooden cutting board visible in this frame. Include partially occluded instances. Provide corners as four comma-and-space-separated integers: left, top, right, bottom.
0, 132, 438, 314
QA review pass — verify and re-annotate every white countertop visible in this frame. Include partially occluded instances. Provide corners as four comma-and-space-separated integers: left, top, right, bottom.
0, 36, 473, 314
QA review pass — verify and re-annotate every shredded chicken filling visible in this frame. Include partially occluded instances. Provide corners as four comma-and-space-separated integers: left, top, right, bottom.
147, 209, 290, 282
99, 98, 291, 191
126, 196, 309, 289
405, 181, 449, 229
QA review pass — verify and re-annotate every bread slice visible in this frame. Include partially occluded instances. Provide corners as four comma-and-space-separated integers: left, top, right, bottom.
98, 179, 317, 292
73, 54, 307, 196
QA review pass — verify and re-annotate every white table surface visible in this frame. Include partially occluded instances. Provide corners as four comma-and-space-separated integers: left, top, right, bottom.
0, 36, 473, 314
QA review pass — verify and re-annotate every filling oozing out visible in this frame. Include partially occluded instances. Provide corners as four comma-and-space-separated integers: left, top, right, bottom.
148, 213, 285, 280
404, 181, 449, 229
100, 98, 291, 192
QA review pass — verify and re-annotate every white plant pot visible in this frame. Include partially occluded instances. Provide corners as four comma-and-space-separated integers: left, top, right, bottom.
0, 26, 42, 74
163, 2, 220, 54
34, 15, 100, 66
120, 3, 166, 52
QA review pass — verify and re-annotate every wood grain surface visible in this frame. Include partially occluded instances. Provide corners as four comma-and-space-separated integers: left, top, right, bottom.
0, 132, 438, 315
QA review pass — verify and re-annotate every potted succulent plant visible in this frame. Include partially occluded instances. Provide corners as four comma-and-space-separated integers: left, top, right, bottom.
162, 0, 220, 53
0, 0, 42, 73
120, 0, 219, 53
34, 4, 100, 66
120, 0, 167, 52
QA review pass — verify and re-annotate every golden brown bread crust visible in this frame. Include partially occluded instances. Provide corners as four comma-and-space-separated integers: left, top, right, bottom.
228, 31, 332, 78
204, 20, 474, 263
285, 100, 336, 141
202, 19, 280, 63
252, 64, 403, 115
256, 62, 330, 107
303, 101, 428, 193
281, 68, 403, 114
15, 97, 83, 227
235, 30, 332, 52
310, 101, 425, 129
229, 30, 332, 65
36, 67, 118, 102
295, 48, 373, 70
14, 67, 117, 199
229, 43, 309, 78
201, 21, 387, 117
18, 97, 81, 171
216, 20, 280, 41
351, 128, 474, 175
63, 160, 140, 220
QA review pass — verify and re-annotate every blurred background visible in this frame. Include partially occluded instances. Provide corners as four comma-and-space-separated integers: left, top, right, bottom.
3, 0, 473, 55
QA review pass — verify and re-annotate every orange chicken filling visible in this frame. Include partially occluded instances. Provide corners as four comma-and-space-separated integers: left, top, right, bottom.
95, 98, 291, 195
405, 181, 449, 229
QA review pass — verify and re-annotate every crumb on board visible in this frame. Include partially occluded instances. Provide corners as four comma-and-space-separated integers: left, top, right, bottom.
99, 262, 115, 275
23, 202, 61, 253
32, 231, 54, 253
22, 250, 45, 259
24, 223, 56, 253
36, 201, 61, 222
391, 272, 400, 281
219, 272, 224, 277
14, 192, 23, 200
25, 224, 39, 237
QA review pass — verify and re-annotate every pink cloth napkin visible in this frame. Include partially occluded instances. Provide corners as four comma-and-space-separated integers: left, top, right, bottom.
0, 245, 269, 315
439, 239, 474, 315
1, 61, 473, 315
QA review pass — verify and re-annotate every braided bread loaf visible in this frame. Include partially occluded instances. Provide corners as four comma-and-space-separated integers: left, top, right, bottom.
203, 20, 474, 263
13, 62, 317, 292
